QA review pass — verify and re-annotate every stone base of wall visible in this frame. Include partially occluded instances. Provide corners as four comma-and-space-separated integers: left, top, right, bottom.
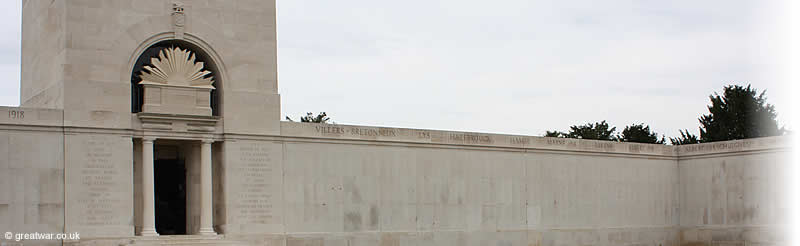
27, 225, 792, 245
63, 235, 272, 246
61, 228, 680, 246
679, 227, 786, 246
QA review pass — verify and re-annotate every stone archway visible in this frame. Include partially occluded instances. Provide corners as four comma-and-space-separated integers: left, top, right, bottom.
130, 39, 222, 116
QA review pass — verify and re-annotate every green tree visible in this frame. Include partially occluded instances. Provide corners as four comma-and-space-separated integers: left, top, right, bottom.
544, 131, 564, 138
670, 129, 699, 145
618, 123, 665, 144
698, 84, 783, 142
565, 120, 616, 141
286, 112, 331, 123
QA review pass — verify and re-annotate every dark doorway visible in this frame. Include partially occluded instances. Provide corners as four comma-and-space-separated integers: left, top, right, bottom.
154, 158, 187, 235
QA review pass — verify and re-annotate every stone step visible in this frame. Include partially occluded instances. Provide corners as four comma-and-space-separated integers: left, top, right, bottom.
129, 235, 250, 246
132, 240, 250, 246
68, 235, 253, 246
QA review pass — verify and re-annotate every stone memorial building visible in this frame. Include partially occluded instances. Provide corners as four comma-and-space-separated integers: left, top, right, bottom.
0, 1, 790, 245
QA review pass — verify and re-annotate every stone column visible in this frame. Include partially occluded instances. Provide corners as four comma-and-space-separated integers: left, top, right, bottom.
140, 137, 159, 236
198, 139, 217, 235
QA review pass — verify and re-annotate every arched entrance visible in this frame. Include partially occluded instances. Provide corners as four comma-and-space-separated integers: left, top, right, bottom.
130, 39, 222, 116
131, 38, 222, 237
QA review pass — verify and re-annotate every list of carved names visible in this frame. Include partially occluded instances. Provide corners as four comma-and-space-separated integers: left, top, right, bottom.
235, 143, 275, 224
76, 138, 122, 226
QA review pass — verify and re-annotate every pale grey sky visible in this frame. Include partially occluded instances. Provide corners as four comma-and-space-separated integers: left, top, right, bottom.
0, 0, 793, 139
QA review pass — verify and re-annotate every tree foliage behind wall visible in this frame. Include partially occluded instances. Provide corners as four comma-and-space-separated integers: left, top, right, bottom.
567, 120, 617, 140
670, 130, 700, 145
286, 112, 331, 124
698, 84, 783, 142
619, 124, 665, 144
545, 131, 564, 138
546, 84, 784, 145
546, 121, 665, 144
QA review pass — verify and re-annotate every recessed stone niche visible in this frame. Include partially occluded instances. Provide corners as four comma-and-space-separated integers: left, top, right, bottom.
139, 47, 215, 117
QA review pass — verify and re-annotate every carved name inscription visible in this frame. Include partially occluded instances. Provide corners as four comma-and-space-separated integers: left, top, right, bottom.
349, 128, 397, 137
591, 142, 614, 150
315, 126, 398, 138
680, 141, 754, 154
545, 138, 566, 145
235, 144, 274, 224
77, 138, 123, 226
449, 133, 492, 144
628, 144, 656, 153
542, 138, 579, 148
510, 137, 530, 145
315, 126, 346, 135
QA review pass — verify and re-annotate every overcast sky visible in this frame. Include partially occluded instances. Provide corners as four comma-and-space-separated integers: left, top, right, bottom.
0, 0, 792, 139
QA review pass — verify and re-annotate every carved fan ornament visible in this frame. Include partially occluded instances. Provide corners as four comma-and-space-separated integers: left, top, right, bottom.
139, 47, 215, 89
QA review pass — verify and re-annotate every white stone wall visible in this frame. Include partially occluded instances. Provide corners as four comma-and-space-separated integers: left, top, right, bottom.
21, 0, 66, 108
269, 122, 788, 246
64, 133, 134, 237
278, 143, 681, 245
0, 109, 790, 245
0, 107, 64, 246
218, 140, 285, 234
678, 138, 790, 245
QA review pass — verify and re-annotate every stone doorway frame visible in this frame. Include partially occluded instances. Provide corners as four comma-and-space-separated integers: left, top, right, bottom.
134, 137, 216, 236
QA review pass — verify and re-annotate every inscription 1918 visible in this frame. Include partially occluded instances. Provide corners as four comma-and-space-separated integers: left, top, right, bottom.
7, 110, 23, 119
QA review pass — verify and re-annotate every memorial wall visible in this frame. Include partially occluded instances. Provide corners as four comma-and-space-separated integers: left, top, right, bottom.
0, 107, 65, 239
677, 138, 788, 245
1, 1, 791, 245
0, 107, 790, 245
